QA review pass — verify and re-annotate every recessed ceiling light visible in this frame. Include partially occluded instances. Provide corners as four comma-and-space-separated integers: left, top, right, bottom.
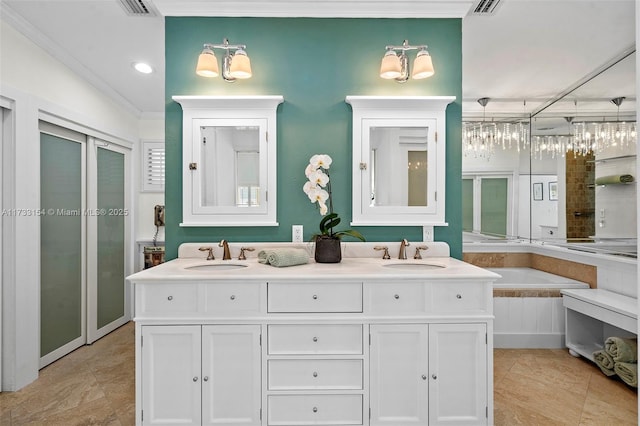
133, 62, 153, 74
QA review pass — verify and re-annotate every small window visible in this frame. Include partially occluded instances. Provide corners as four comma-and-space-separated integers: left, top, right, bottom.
142, 141, 165, 192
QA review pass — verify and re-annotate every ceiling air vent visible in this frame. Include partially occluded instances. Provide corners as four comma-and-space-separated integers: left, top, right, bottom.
118, 0, 156, 16
470, 0, 503, 15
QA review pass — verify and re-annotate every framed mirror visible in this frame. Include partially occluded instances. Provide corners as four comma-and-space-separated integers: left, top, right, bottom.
347, 96, 455, 226
174, 95, 283, 226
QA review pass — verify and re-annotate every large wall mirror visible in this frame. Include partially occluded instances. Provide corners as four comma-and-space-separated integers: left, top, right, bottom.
462, 51, 636, 257
174, 95, 283, 226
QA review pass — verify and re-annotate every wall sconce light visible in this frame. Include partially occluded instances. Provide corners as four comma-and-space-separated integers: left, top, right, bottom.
196, 38, 252, 82
380, 40, 434, 83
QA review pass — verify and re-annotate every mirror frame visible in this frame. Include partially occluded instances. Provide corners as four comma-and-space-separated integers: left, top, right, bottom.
173, 95, 284, 226
346, 96, 456, 226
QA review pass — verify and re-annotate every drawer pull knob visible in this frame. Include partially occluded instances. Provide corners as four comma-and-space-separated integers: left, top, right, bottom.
230, 295, 236, 300
422, 374, 427, 380
193, 376, 198, 382
456, 294, 462, 299
167, 296, 173, 301
312, 294, 318, 300
394, 294, 400, 299
312, 337, 318, 342
312, 407, 318, 413
313, 372, 318, 377
432, 374, 437, 380
203, 376, 209, 382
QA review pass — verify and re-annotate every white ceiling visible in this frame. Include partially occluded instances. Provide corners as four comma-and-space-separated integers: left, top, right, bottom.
1, 0, 636, 120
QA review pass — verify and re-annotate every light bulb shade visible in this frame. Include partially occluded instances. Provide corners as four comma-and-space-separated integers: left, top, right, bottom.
412, 50, 434, 79
196, 48, 219, 77
380, 50, 402, 79
229, 49, 252, 79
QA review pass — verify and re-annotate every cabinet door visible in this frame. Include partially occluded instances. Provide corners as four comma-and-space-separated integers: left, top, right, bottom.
428, 323, 487, 425
141, 325, 201, 425
370, 324, 429, 426
202, 325, 262, 425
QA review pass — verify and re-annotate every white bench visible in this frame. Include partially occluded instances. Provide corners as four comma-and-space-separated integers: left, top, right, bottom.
562, 289, 637, 361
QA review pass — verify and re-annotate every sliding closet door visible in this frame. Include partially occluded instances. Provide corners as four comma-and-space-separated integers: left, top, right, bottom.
87, 140, 130, 343
40, 130, 86, 367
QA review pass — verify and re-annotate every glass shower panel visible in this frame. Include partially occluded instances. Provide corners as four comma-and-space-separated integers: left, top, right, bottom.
462, 178, 474, 232
480, 178, 508, 237
40, 133, 82, 357
96, 147, 125, 329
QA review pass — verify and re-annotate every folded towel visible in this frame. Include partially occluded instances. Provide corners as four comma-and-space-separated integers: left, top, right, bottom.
605, 337, 637, 362
614, 362, 638, 388
258, 248, 309, 267
593, 350, 616, 376
595, 174, 634, 185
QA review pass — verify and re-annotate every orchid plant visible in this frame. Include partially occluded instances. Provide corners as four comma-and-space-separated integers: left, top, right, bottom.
303, 154, 365, 241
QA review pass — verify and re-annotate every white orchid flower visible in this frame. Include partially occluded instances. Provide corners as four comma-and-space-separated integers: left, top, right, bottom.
303, 180, 318, 195
308, 169, 329, 187
307, 187, 329, 204
318, 200, 328, 215
304, 163, 317, 178
310, 154, 332, 170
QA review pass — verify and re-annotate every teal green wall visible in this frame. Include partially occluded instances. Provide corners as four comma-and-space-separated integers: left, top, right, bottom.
165, 17, 462, 259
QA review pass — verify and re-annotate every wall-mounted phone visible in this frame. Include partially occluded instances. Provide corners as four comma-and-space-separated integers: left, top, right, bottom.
154, 205, 165, 227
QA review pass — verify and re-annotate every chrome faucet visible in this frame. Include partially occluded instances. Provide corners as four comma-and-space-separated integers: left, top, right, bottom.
219, 239, 231, 260
199, 246, 215, 260
398, 238, 410, 259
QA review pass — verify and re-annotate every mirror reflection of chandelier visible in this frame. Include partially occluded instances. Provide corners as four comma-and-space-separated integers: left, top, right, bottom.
462, 98, 529, 160
463, 97, 637, 160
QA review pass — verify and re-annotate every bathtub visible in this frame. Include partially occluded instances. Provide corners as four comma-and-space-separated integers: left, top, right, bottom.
486, 267, 589, 349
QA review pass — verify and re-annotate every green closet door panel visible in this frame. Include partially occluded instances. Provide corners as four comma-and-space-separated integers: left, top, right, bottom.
97, 147, 125, 329
40, 133, 82, 357
462, 179, 474, 232
480, 178, 507, 237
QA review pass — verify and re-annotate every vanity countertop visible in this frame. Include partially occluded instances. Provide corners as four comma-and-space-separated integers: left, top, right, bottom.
127, 255, 500, 283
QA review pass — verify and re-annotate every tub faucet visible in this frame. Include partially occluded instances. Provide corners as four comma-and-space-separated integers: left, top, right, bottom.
219, 239, 231, 260
199, 246, 215, 260
398, 238, 410, 259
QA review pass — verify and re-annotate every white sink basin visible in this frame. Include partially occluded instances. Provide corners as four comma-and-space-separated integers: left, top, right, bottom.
382, 262, 445, 270
186, 263, 248, 271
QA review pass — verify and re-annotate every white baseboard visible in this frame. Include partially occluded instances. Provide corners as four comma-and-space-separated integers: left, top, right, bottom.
494, 333, 565, 349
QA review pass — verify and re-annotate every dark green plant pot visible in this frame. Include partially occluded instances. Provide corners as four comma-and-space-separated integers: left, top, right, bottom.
314, 235, 342, 263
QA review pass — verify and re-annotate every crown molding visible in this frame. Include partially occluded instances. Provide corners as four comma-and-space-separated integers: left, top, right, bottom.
153, 0, 473, 18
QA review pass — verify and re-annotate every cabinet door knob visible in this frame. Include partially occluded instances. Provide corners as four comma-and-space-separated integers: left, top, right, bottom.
456, 294, 462, 299
167, 296, 173, 301
312, 407, 318, 413
193, 376, 198, 382
421, 374, 427, 380
312, 294, 318, 300
312, 337, 318, 342
230, 295, 236, 300
203, 376, 209, 382
313, 372, 318, 377
432, 374, 437, 380
394, 294, 400, 299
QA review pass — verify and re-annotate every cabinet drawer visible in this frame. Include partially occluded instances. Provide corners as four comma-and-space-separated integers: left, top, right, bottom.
268, 359, 363, 390
268, 325, 363, 355
267, 394, 363, 425
268, 282, 362, 313
138, 283, 199, 315
204, 283, 262, 315
367, 283, 427, 314
431, 282, 488, 312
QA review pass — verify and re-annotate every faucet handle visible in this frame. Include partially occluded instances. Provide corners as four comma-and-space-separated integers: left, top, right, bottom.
238, 247, 255, 260
199, 246, 215, 260
413, 245, 429, 259
374, 246, 391, 259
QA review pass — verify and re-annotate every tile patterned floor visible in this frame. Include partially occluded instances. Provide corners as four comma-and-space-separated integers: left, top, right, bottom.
1, 322, 637, 425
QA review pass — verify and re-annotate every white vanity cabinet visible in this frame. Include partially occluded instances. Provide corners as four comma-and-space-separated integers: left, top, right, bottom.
132, 269, 494, 426
140, 324, 262, 426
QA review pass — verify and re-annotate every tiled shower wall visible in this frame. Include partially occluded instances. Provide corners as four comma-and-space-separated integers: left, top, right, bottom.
565, 151, 595, 239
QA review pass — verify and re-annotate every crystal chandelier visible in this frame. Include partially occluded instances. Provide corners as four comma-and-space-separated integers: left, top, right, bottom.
462, 98, 530, 159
